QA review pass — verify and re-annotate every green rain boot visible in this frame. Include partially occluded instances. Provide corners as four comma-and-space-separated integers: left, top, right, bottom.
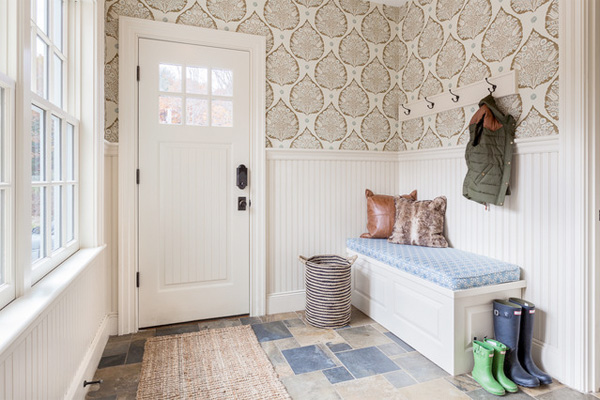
485, 338, 518, 393
472, 339, 506, 396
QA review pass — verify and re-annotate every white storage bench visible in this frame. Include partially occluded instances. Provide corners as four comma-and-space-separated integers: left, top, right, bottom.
346, 238, 526, 376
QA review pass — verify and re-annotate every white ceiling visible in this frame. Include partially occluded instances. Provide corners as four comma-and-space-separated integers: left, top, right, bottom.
369, 0, 409, 6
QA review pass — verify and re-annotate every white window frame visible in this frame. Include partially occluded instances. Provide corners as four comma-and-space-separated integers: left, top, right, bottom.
0, 72, 16, 309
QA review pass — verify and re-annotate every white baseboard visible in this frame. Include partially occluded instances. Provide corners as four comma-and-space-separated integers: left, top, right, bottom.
267, 291, 306, 314
68, 312, 118, 400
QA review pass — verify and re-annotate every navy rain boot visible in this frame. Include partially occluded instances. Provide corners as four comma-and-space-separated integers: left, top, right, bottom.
493, 300, 540, 388
509, 298, 553, 385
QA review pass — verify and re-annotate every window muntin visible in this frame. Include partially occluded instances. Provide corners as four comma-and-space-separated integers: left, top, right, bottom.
158, 64, 234, 128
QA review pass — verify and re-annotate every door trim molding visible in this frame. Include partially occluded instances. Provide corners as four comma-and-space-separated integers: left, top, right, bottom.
117, 17, 266, 334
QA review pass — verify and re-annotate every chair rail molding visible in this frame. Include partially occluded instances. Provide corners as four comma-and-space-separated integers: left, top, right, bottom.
117, 17, 266, 334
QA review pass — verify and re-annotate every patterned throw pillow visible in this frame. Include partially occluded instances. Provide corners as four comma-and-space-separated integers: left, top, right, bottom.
388, 196, 448, 248
360, 189, 418, 239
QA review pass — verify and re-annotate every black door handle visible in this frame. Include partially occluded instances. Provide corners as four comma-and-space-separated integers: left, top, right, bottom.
237, 164, 248, 189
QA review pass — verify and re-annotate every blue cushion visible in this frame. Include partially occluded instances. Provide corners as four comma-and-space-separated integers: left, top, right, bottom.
346, 238, 520, 291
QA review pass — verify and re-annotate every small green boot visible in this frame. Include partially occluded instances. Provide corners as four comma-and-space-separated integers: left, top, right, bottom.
485, 338, 518, 393
472, 339, 506, 396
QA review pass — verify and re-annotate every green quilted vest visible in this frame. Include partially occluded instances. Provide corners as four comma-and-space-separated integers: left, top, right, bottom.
463, 95, 516, 206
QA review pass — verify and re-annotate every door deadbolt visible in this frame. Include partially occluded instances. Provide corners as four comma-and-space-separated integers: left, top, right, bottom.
236, 165, 248, 189
238, 197, 247, 211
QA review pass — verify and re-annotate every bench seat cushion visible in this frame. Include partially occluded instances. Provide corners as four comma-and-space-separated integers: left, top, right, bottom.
346, 238, 520, 291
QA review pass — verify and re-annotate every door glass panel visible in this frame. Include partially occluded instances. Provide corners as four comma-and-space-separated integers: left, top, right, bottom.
186, 67, 208, 95
159, 96, 182, 125
52, 0, 62, 50
35, 0, 48, 34
211, 69, 233, 96
211, 100, 233, 127
66, 185, 74, 242
32, 187, 44, 263
51, 116, 61, 181
50, 185, 61, 251
159, 64, 182, 93
186, 98, 209, 126
35, 36, 48, 98
51, 54, 62, 107
31, 106, 44, 182
66, 123, 74, 181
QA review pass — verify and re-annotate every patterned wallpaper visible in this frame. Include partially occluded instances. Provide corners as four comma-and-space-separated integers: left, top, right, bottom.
395, 0, 559, 150
104, 0, 403, 151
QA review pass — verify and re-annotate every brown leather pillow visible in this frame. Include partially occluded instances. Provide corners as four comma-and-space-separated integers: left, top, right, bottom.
388, 196, 448, 248
360, 189, 417, 239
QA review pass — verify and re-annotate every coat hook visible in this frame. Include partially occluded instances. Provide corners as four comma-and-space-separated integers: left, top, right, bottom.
485, 77, 497, 94
424, 97, 435, 109
449, 89, 460, 103
401, 103, 411, 116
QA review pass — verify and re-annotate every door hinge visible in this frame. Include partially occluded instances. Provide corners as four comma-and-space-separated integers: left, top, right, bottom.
137, 66, 140, 81
136, 169, 140, 184
136, 272, 140, 288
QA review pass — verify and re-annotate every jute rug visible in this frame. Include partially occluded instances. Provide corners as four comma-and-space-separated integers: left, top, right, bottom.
136, 325, 291, 400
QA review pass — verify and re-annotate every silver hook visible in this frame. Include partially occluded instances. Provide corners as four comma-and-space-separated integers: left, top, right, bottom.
424, 97, 435, 109
485, 77, 497, 94
401, 103, 411, 116
449, 89, 460, 103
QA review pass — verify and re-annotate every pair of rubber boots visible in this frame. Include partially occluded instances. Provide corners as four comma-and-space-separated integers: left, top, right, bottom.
472, 338, 517, 396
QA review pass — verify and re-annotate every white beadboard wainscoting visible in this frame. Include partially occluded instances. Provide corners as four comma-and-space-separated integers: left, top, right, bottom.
265, 136, 564, 382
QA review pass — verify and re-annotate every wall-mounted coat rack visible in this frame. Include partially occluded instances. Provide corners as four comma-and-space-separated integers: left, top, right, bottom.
398, 70, 518, 122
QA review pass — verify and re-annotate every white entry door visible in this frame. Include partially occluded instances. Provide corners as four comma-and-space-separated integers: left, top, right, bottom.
138, 38, 250, 328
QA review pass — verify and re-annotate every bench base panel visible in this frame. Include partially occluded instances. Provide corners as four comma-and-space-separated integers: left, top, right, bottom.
348, 249, 526, 376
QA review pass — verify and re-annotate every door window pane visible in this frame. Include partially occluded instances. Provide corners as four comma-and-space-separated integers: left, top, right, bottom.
186, 98, 209, 126
66, 123, 74, 180
186, 67, 208, 94
31, 106, 45, 182
50, 186, 61, 251
32, 187, 45, 263
35, 36, 48, 99
211, 100, 233, 127
51, 54, 62, 107
66, 185, 74, 242
159, 96, 182, 125
159, 64, 182, 93
52, 0, 62, 50
35, 0, 48, 34
211, 69, 233, 96
51, 116, 61, 181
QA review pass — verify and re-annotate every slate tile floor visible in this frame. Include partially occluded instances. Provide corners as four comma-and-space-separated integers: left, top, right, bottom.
86, 308, 598, 400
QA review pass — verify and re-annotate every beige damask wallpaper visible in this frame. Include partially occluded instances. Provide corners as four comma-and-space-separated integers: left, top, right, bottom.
104, 0, 403, 151
395, 0, 559, 150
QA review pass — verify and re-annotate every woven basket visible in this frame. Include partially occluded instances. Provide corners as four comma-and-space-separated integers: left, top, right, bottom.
299, 254, 357, 329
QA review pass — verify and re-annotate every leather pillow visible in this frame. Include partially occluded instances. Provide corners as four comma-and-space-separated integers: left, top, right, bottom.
360, 189, 417, 239
388, 196, 448, 248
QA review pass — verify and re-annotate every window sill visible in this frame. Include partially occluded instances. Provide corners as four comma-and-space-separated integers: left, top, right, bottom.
0, 246, 105, 355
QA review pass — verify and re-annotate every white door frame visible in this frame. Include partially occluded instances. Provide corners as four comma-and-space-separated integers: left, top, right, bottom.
117, 17, 266, 334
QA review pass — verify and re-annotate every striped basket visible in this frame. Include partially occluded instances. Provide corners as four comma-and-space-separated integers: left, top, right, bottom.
299, 254, 357, 329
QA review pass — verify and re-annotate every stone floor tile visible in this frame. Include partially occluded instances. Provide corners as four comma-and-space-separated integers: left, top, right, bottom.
326, 342, 352, 353
520, 381, 564, 397
336, 325, 393, 349
467, 388, 535, 399
536, 387, 598, 400
125, 339, 146, 365
288, 324, 345, 346
101, 340, 130, 358
98, 354, 127, 369
274, 362, 296, 379
262, 312, 300, 323
116, 391, 138, 400
85, 363, 142, 399
322, 366, 354, 384
446, 374, 481, 392
131, 329, 155, 340
399, 378, 471, 400
261, 341, 289, 368
282, 345, 337, 375
93, 396, 117, 400
283, 318, 306, 328
384, 332, 415, 352
334, 374, 404, 400
198, 319, 241, 330
371, 323, 390, 333
251, 321, 293, 342
392, 352, 448, 383
154, 323, 199, 337
240, 316, 263, 325
282, 371, 341, 400
274, 337, 301, 351
378, 342, 406, 357
348, 307, 375, 327
335, 346, 400, 379
384, 370, 418, 389
317, 343, 343, 367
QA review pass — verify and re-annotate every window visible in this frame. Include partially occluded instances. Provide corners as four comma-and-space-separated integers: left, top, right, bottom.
0, 74, 15, 309
30, 0, 79, 283
159, 64, 234, 127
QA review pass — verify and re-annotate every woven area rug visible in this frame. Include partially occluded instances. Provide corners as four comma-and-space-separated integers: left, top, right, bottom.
137, 325, 291, 400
